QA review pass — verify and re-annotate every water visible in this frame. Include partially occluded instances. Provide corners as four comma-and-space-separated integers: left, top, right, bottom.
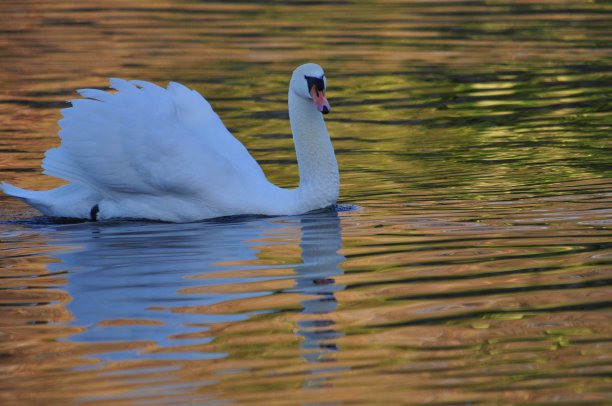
1, 0, 611, 404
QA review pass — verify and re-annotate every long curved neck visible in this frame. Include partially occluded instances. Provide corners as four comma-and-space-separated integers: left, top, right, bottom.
288, 90, 339, 211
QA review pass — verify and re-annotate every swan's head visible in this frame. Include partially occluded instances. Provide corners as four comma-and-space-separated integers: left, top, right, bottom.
291, 63, 330, 114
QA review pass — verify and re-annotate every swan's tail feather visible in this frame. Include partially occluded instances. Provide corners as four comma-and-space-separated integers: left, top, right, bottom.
2, 182, 99, 219
1, 182, 57, 215
1, 182, 38, 200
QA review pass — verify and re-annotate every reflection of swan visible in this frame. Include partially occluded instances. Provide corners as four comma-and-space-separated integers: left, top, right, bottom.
2, 64, 339, 222
293, 213, 345, 364
43, 210, 345, 364
50, 219, 282, 360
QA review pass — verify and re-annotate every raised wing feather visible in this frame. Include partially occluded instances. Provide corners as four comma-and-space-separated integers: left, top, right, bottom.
43, 79, 265, 199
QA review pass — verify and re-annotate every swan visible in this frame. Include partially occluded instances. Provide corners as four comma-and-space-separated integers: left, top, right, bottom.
1, 63, 339, 222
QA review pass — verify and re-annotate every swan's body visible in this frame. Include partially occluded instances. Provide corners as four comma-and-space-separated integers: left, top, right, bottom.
1, 64, 339, 222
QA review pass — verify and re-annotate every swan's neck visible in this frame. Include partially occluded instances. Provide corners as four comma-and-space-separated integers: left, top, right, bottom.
289, 91, 339, 211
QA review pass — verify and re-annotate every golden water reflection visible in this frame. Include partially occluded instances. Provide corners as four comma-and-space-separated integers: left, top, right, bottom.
1, 0, 611, 404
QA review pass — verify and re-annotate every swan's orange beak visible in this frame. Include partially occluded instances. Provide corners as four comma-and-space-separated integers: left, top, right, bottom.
310, 86, 330, 114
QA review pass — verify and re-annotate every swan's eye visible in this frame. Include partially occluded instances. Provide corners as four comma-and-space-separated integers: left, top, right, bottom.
305, 75, 325, 94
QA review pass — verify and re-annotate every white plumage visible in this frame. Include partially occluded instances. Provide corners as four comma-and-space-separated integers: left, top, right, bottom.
2, 63, 339, 222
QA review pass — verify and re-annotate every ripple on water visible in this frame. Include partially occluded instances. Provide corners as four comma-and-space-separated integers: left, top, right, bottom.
0, 0, 611, 404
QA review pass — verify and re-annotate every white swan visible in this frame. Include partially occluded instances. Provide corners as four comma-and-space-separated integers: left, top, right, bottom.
1, 63, 339, 222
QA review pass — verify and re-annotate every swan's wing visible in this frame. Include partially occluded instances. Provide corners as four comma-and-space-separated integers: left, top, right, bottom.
42, 79, 266, 198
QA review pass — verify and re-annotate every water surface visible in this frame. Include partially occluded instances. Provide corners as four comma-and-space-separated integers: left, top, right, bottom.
1, 0, 611, 404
